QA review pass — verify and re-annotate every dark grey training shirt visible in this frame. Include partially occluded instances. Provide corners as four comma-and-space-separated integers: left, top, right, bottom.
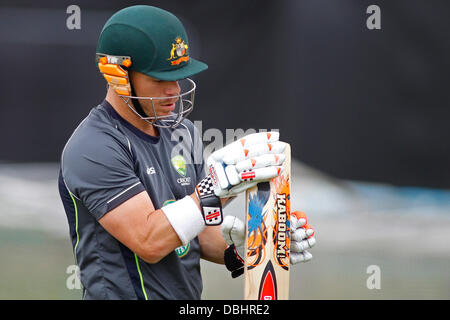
58, 100, 205, 300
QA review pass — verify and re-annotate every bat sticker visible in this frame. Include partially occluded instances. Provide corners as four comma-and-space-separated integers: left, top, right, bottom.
272, 175, 291, 270
258, 261, 277, 300
246, 182, 270, 270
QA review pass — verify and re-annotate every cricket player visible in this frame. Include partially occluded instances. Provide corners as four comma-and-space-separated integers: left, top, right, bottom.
58, 5, 316, 300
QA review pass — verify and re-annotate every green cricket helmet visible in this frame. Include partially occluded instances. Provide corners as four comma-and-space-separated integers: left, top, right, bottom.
96, 5, 208, 128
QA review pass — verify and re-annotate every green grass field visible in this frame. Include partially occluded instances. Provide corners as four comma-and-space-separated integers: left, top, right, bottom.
2, 226, 449, 300
0, 227, 81, 299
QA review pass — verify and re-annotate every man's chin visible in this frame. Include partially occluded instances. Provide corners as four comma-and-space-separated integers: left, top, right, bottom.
157, 111, 174, 118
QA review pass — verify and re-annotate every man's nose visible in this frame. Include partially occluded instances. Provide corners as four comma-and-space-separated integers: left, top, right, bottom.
164, 81, 180, 96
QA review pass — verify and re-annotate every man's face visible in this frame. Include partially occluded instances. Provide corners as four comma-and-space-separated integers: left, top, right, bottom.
130, 71, 181, 117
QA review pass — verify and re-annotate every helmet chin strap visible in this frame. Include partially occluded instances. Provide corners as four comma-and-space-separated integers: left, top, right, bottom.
127, 80, 177, 127
129, 82, 149, 119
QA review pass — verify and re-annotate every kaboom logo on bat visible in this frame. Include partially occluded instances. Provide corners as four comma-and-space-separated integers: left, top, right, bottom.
273, 175, 290, 270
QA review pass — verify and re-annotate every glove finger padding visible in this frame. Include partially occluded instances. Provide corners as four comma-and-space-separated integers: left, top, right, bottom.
210, 131, 280, 162
291, 236, 316, 253
289, 211, 316, 264
292, 224, 315, 242
223, 141, 287, 165
235, 153, 286, 172
290, 250, 313, 264
292, 228, 308, 242
207, 131, 286, 198
222, 165, 284, 186
239, 166, 284, 183
290, 211, 307, 229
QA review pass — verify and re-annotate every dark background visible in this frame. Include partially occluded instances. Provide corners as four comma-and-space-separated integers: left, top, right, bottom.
0, 0, 449, 188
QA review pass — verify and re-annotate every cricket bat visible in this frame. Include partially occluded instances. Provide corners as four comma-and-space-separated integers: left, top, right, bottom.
244, 144, 291, 300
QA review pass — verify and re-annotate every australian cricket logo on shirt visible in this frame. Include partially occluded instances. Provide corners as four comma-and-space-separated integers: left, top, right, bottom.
163, 199, 191, 258
171, 155, 192, 186
167, 37, 190, 66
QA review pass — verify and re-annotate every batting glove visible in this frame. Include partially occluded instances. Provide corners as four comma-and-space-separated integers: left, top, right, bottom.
205, 131, 286, 198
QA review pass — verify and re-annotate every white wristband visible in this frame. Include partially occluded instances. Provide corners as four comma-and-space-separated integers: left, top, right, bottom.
161, 196, 205, 245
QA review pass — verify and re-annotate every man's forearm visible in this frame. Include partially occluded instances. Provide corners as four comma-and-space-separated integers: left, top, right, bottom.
198, 225, 228, 264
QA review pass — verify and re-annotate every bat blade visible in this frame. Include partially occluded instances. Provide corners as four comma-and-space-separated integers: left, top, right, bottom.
244, 144, 291, 300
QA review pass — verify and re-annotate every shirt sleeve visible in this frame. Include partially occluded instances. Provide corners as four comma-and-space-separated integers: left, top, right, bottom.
61, 130, 145, 220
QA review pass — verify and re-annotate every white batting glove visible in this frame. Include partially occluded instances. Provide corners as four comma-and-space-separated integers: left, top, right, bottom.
207, 131, 286, 198
221, 212, 316, 265
290, 211, 316, 264
221, 215, 246, 260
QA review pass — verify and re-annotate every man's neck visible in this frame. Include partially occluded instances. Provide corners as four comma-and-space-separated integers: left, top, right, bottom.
105, 88, 159, 137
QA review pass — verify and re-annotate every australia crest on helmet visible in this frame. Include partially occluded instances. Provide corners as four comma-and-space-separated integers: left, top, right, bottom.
168, 37, 190, 66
